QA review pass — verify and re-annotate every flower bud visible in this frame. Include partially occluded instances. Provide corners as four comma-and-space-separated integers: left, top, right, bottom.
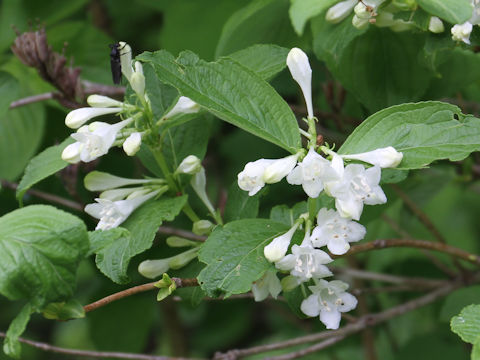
340, 146, 403, 168
118, 41, 133, 81
166, 236, 199, 248
164, 96, 200, 118
286, 48, 313, 119
123, 132, 142, 156
263, 154, 299, 184
192, 220, 214, 235
326, 0, 357, 24
65, 107, 122, 129
130, 63, 145, 97
428, 16, 444, 33
87, 95, 124, 108
176, 155, 202, 175
61, 142, 82, 163
352, 14, 370, 29
84, 171, 151, 191
451, 22, 473, 44
264, 223, 300, 262
168, 249, 199, 269
138, 259, 170, 279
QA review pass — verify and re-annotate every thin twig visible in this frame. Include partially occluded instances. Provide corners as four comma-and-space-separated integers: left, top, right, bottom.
263, 336, 345, 360
82, 80, 125, 97
0, 331, 202, 360
157, 226, 206, 242
9, 92, 56, 109
83, 278, 198, 313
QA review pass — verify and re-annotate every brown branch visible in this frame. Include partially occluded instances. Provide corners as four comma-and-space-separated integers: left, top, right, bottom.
0, 331, 203, 360
82, 80, 125, 97
214, 273, 480, 359
335, 238, 480, 266
264, 336, 345, 360
9, 92, 56, 109
157, 226, 206, 242
83, 278, 198, 313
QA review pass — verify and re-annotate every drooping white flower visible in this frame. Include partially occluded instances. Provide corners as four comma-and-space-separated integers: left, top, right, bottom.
176, 155, 202, 175
65, 107, 122, 129
87, 95, 124, 108
300, 279, 357, 329
251, 270, 282, 302
326, 164, 386, 220
287, 148, 340, 198
237, 159, 275, 196
428, 16, 444, 33
164, 96, 201, 119
85, 189, 159, 230
286, 48, 313, 119
263, 154, 300, 184
123, 132, 142, 156
451, 22, 473, 44
326, 0, 357, 24
264, 222, 300, 262
340, 146, 403, 168
310, 208, 366, 255
69, 118, 133, 163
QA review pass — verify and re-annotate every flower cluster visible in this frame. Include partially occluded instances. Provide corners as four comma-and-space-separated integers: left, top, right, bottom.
451, 0, 480, 44
242, 48, 403, 329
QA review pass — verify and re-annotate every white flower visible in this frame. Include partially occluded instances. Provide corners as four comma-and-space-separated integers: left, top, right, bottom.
326, 164, 386, 220
176, 155, 202, 175
286, 48, 313, 119
84, 170, 152, 191
164, 96, 200, 118
428, 17, 444, 33
287, 148, 340, 198
85, 189, 159, 230
264, 222, 300, 262
310, 208, 366, 255
263, 154, 300, 184
130, 61, 145, 97
65, 107, 122, 129
87, 95, 124, 108
300, 279, 357, 329
237, 159, 275, 196
69, 118, 133, 163
123, 132, 142, 156
340, 146, 403, 168
251, 270, 282, 302
326, 0, 357, 24
451, 22, 473, 44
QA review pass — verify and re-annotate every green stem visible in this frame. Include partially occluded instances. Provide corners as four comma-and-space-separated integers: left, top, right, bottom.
152, 148, 179, 193
308, 197, 317, 223
182, 203, 201, 223
307, 116, 317, 149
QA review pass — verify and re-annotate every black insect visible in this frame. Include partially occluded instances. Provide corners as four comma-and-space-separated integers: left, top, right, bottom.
109, 42, 123, 84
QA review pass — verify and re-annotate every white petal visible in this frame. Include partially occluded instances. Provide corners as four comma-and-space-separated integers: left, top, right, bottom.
327, 238, 351, 255
65, 107, 121, 129
310, 226, 328, 248
275, 254, 296, 271
336, 198, 363, 221
84, 203, 103, 219
286, 166, 303, 185
263, 155, 299, 184
347, 222, 367, 242
301, 294, 321, 317
319, 309, 342, 329
302, 179, 323, 198
337, 292, 358, 312
164, 96, 200, 118
326, 0, 357, 24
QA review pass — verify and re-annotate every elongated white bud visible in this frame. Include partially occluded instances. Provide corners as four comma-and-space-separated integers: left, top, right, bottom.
326, 0, 357, 24
176, 155, 202, 175
87, 95, 124, 108
123, 132, 142, 156
65, 107, 122, 129
264, 223, 300, 262
164, 96, 200, 118
341, 146, 403, 168
286, 48, 313, 119
61, 142, 82, 163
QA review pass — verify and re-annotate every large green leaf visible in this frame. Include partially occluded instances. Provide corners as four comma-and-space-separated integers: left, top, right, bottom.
143, 63, 178, 120
197, 219, 288, 297
90, 196, 187, 283
451, 304, 480, 344
138, 50, 301, 153
16, 137, 73, 201
0, 104, 45, 181
417, 0, 472, 24
223, 182, 260, 222
0, 205, 88, 308
289, 0, 337, 35
339, 102, 480, 170
0, 71, 19, 117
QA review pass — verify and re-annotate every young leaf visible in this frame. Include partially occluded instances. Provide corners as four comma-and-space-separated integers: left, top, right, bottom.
339, 101, 480, 170
90, 196, 188, 284
197, 219, 289, 297
41, 299, 85, 320
0, 205, 88, 308
451, 304, 480, 344
417, 0, 472, 25
16, 137, 73, 201
138, 50, 301, 153
3, 303, 32, 359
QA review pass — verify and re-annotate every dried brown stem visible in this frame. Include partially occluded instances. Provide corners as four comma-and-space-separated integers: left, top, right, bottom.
9, 92, 56, 109
264, 336, 345, 360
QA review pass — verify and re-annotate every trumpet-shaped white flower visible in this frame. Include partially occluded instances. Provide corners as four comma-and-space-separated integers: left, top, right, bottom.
164, 96, 201, 118
326, 0, 357, 24
451, 22, 473, 44
68, 118, 133, 163
65, 107, 122, 129
85, 189, 159, 230
238, 159, 275, 196
340, 146, 403, 168
287, 48, 313, 119
123, 132, 142, 156
326, 164, 386, 220
176, 155, 202, 175
87, 95, 124, 108
310, 208, 366, 255
428, 16, 444, 33
287, 148, 340, 198
264, 222, 300, 262
301, 279, 357, 329
263, 154, 300, 184
251, 270, 282, 302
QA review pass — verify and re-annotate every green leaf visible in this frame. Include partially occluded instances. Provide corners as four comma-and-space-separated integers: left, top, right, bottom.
16, 137, 73, 201
0, 71, 19, 117
3, 303, 32, 359
42, 299, 85, 320
224, 182, 260, 222
283, 284, 308, 319
138, 50, 301, 153
226, 44, 289, 81
215, 0, 298, 57
0, 104, 45, 181
339, 101, 480, 170
90, 196, 187, 283
0, 205, 88, 308
473, 340, 480, 360
270, 202, 307, 226
451, 304, 480, 344
143, 63, 178, 120
289, 0, 337, 35
417, 0, 472, 24
197, 219, 289, 297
